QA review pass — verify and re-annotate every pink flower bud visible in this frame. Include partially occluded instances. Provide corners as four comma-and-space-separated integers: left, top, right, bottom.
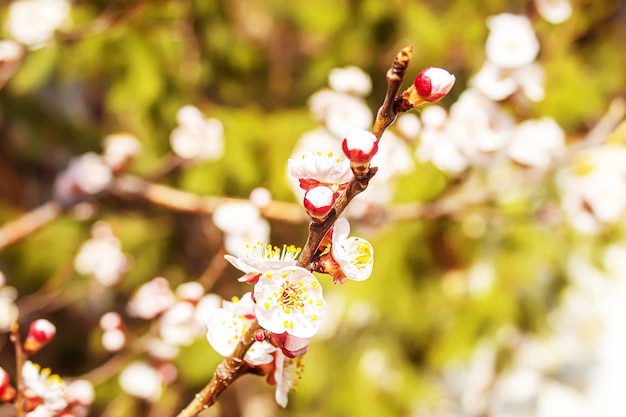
23, 319, 56, 355
303, 185, 336, 221
342, 128, 378, 166
270, 332, 311, 358
0, 367, 16, 402
413, 67, 455, 103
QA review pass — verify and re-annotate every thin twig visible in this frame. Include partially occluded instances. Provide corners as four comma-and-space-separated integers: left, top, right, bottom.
176, 322, 261, 417
0, 201, 62, 251
111, 176, 307, 224
9, 323, 26, 417
372, 46, 412, 141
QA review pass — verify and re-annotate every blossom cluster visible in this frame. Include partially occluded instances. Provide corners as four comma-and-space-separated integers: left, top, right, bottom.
0, 319, 95, 417
207, 215, 376, 406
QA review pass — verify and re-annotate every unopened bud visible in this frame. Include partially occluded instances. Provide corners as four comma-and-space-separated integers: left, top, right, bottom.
413, 67, 455, 103
400, 67, 455, 110
342, 128, 378, 176
0, 367, 16, 402
23, 319, 56, 355
303, 185, 336, 222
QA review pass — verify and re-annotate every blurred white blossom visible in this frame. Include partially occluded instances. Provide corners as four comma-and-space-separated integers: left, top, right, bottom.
54, 153, 113, 201
0, 271, 18, 332
328, 66, 372, 96
535, 0, 572, 24
126, 277, 175, 319
6, 0, 71, 49
0, 39, 24, 87
102, 133, 141, 172
485, 14, 539, 69
508, 117, 565, 168
74, 223, 127, 286
308, 89, 373, 138
119, 362, 162, 401
170, 105, 224, 161
213, 201, 270, 254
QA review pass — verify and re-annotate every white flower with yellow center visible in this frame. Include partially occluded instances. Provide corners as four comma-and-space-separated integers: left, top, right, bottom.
225, 243, 301, 283
273, 351, 305, 408
288, 151, 352, 192
206, 293, 276, 365
21, 361, 67, 413
319, 217, 374, 284
254, 267, 326, 339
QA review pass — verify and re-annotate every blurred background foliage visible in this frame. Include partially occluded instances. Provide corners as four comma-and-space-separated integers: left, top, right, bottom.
0, 0, 625, 416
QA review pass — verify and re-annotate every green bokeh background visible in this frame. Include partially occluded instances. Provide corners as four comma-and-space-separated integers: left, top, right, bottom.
0, 0, 625, 416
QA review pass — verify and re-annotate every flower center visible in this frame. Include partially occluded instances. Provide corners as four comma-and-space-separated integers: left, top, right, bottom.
352, 241, 372, 269
279, 281, 305, 314
251, 243, 302, 262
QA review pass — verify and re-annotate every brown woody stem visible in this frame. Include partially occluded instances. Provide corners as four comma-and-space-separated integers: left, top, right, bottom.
175, 321, 261, 417
10, 323, 27, 417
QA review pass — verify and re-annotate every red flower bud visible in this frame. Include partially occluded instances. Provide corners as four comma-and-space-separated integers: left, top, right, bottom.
342, 128, 378, 164
303, 185, 336, 221
23, 319, 56, 355
0, 367, 16, 403
413, 67, 455, 103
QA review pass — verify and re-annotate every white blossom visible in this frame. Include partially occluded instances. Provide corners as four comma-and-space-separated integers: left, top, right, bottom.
535, 0, 572, 24
328, 66, 372, 96
485, 14, 539, 69
54, 153, 113, 201
288, 151, 352, 191
508, 117, 565, 168
22, 361, 67, 412
308, 89, 373, 138
102, 133, 140, 171
74, 224, 127, 286
126, 277, 176, 319
7, 0, 71, 49
206, 293, 276, 365
254, 266, 326, 338
0, 39, 24, 87
213, 201, 271, 255
118, 362, 161, 400
170, 105, 224, 161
